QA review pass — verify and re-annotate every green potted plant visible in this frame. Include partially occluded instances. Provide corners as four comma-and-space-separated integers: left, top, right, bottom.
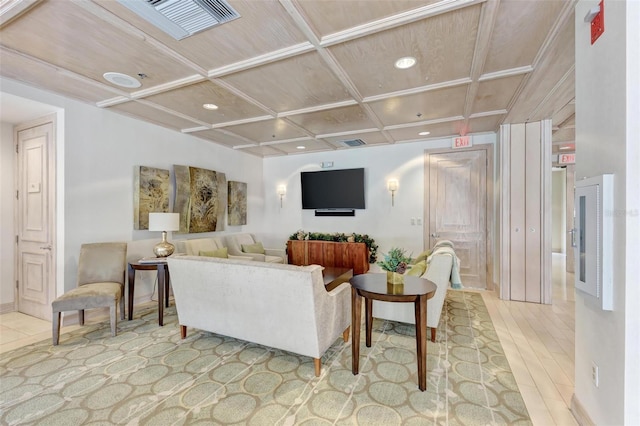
378, 247, 412, 284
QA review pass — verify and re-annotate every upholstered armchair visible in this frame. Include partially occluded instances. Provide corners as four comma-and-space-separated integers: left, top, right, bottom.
224, 233, 287, 263
51, 242, 127, 345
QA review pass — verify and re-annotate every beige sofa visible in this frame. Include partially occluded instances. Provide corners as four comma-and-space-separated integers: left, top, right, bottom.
373, 252, 454, 342
224, 233, 287, 263
166, 255, 350, 376
174, 237, 252, 260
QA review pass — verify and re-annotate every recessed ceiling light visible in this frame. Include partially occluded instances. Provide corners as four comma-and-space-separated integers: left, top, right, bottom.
103, 72, 141, 88
559, 146, 572, 150
296, 146, 306, 150
203, 103, 219, 110
418, 131, 431, 136
395, 56, 416, 69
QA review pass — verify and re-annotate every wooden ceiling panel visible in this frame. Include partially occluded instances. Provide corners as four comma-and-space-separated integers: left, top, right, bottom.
0, 1, 195, 90
0, 50, 121, 103
223, 118, 308, 142
108, 101, 202, 130
472, 75, 525, 114
506, 20, 575, 123
268, 139, 333, 154
484, 0, 567, 73
238, 145, 287, 157
143, 81, 268, 124
286, 105, 378, 135
329, 5, 481, 98
466, 115, 504, 134
220, 52, 351, 113
552, 127, 575, 143
386, 120, 463, 141
294, 0, 441, 37
368, 85, 468, 126
190, 129, 251, 148
94, 0, 307, 71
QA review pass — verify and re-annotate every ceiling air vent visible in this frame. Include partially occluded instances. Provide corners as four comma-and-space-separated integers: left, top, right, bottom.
118, 0, 240, 40
339, 138, 366, 147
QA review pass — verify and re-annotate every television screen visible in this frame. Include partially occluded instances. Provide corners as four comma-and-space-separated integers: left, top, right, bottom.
301, 168, 365, 209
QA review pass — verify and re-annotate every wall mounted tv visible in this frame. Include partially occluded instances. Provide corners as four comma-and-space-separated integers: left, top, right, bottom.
301, 168, 365, 211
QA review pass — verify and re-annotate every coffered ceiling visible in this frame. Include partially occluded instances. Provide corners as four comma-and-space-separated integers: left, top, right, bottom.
0, 0, 576, 157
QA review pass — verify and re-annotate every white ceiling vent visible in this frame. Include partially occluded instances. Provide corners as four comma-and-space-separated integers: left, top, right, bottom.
339, 138, 366, 147
118, 0, 240, 40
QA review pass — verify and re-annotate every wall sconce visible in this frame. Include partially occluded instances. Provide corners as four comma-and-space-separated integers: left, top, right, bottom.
387, 179, 398, 206
277, 185, 286, 208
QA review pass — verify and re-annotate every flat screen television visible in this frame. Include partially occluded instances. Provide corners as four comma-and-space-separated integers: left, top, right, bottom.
301, 168, 365, 210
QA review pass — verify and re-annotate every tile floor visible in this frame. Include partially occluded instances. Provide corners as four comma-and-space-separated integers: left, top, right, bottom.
0, 254, 577, 425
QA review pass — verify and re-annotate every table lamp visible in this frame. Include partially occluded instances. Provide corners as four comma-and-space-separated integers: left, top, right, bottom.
148, 212, 180, 257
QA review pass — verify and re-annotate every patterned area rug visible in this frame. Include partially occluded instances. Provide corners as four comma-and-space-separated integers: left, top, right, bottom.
0, 291, 530, 425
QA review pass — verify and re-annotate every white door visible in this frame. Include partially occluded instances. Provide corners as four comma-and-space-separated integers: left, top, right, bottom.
427, 149, 487, 289
16, 117, 56, 320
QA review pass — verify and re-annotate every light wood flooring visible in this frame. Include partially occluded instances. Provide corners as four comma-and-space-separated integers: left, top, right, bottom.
0, 254, 576, 425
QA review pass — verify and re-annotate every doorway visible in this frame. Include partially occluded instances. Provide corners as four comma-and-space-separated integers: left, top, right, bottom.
15, 115, 56, 321
424, 145, 493, 289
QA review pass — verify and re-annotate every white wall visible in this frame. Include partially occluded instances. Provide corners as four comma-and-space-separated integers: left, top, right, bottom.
0, 123, 15, 310
0, 77, 264, 305
574, 1, 640, 424
262, 135, 496, 258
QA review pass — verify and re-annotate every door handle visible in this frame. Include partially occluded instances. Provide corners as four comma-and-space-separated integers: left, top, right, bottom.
568, 228, 577, 247
40, 245, 52, 250
430, 233, 439, 238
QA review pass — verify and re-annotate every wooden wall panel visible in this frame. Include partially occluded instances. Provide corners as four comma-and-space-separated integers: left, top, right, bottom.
509, 123, 526, 301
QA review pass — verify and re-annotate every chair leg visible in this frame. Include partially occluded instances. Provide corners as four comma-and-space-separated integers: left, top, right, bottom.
109, 305, 117, 337
79, 310, 85, 326
180, 325, 187, 339
314, 358, 321, 377
52, 311, 61, 345
119, 295, 125, 320
343, 326, 350, 342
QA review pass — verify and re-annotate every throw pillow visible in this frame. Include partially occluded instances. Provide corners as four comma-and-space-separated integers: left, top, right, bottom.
411, 249, 432, 264
199, 248, 228, 258
405, 260, 427, 277
241, 242, 265, 254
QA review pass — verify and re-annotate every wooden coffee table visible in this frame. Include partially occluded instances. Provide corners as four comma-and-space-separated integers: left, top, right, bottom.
322, 266, 353, 291
350, 273, 437, 391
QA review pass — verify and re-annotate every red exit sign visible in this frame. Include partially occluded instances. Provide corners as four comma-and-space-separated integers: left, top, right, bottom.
452, 136, 472, 148
559, 153, 576, 164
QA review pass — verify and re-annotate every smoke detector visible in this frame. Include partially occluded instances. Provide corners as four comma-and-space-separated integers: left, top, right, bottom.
118, 0, 240, 40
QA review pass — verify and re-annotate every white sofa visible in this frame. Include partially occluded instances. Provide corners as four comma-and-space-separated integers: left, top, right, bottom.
166, 255, 350, 376
224, 233, 287, 263
373, 252, 454, 342
174, 237, 252, 260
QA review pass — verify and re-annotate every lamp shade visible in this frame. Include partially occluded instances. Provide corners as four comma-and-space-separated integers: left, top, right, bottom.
148, 213, 179, 232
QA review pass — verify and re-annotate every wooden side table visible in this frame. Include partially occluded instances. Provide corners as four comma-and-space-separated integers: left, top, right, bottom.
127, 261, 171, 326
350, 273, 437, 391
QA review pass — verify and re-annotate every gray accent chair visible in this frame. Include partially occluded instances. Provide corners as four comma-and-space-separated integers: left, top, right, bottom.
51, 242, 127, 345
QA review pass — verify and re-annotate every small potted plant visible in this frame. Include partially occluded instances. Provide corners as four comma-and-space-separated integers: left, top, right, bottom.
378, 247, 412, 284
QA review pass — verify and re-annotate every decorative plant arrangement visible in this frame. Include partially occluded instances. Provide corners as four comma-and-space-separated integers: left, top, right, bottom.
378, 247, 412, 274
289, 230, 378, 263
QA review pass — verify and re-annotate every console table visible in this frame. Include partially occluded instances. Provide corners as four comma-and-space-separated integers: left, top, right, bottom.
287, 240, 369, 274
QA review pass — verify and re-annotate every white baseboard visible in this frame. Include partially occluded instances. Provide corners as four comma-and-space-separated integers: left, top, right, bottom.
0, 302, 16, 314
571, 394, 595, 426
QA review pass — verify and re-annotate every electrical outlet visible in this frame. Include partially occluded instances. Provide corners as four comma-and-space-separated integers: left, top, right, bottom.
592, 362, 599, 387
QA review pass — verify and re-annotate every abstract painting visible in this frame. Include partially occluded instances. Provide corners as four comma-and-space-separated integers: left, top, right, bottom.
133, 166, 170, 230
228, 181, 247, 226
174, 165, 227, 233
